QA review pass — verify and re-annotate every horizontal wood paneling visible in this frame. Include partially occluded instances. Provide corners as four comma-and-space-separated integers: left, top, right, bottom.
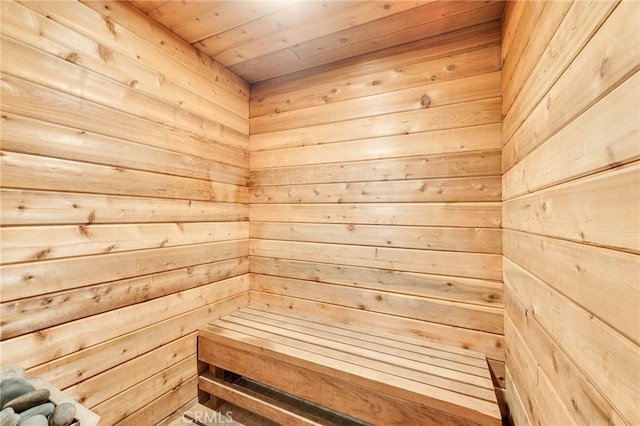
251, 124, 501, 169
250, 223, 501, 254
252, 274, 503, 334
502, 1, 639, 424
250, 72, 501, 134
0, 2, 249, 424
230, 2, 504, 83
1, 190, 248, 226
250, 176, 501, 203
251, 150, 502, 187
248, 22, 505, 389
250, 257, 503, 307
503, 0, 638, 172
505, 260, 638, 424
1, 222, 248, 265
1, 113, 248, 186
505, 291, 626, 426
0, 258, 249, 340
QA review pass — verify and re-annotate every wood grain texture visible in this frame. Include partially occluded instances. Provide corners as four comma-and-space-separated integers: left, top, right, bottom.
247, 21, 505, 386
0, 3, 249, 425
131, 1, 504, 83
502, 1, 639, 424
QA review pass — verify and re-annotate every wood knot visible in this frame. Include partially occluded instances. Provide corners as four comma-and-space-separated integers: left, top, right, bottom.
420, 94, 431, 107
65, 52, 79, 64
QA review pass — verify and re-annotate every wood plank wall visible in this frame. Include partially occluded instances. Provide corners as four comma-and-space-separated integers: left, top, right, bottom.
249, 21, 506, 394
0, 1, 249, 423
501, 1, 639, 424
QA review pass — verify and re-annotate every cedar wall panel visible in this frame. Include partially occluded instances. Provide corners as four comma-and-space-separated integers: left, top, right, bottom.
249, 21, 506, 387
502, 1, 639, 425
0, 1, 249, 424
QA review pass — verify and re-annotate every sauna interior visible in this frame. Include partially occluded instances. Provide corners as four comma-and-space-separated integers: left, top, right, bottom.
0, 0, 638, 425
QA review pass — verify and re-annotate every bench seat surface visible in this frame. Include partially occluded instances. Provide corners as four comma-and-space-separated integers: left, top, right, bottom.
198, 305, 501, 426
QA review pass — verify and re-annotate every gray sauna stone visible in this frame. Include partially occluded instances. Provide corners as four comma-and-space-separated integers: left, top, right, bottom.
2, 390, 50, 413
49, 403, 76, 426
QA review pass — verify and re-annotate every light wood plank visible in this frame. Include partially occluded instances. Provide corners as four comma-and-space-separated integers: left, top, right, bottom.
199, 328, 501, 425
0, 1, 248, 143
65, 334, 196, 408
176, 1, 311, 45
197, 2, 368, 61
250, 46, 501, 117
246, 305, 489, 361
250, 257, 503, 307
251, 150, 501, 186
500, 1, 526, 64
503, 230, 640, 344
1, 74, 248, 168
1, 222, 248, 265
198, 375, 328, 426
251, 72, 500, 134
251, 21, 501, 96
503, 1, 617, 141
0, 277, 249, 369
251, 274, 503, 334
504, 368, 533, 426
250, 222, 501, 254
250, 203, 501, 228
251, 240, 502, 281
1, 151, 247, 203
504, 163, 640, 253
1, 189, 248, 226
505, 291, 627, 425
120, 379, 199, 426
0, 113, 248, 186
155, 1, 290, 35
501, 1, 570, 114
77, 0, 249, 107
0, 258, 248, 339
92, 356, 196, 422
504, 259, 640, 424
0, 240, 249, 302
25, 293, 248, 390
250, 176, 501, 204
503, 0, 639, 171
251, 98, 501, 150
504, 312, 577, 426
251, 125, 501, 169
233, 2, 504, 83
0, 33, 248, 136
503, 70, 640, 199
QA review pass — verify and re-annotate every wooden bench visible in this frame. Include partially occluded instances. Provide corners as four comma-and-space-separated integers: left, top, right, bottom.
197, 306, 502, 426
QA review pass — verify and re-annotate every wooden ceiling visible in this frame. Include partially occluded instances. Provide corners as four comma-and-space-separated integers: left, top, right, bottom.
128, 1, 505, 84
